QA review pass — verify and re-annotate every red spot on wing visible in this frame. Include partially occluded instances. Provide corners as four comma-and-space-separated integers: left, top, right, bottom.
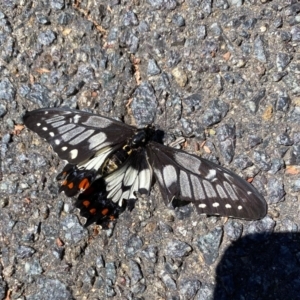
68, 182, 74, 189
101, 208, 109, 215
79, 178, 90, 191
89, 208, 96, 215
82, 200, 90, 208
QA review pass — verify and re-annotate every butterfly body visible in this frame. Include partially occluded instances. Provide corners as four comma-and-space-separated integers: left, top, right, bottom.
24, 108, 267, 227
102, 125, 155, 174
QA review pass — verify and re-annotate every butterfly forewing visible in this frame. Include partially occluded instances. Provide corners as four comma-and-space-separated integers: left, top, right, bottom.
147, 142, 267, 220
23, 108, 135, 164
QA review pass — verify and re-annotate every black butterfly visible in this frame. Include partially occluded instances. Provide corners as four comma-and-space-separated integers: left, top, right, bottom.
23, 108, 267, 227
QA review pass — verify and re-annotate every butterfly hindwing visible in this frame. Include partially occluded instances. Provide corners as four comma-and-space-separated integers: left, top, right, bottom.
104, 148, 152, 205
75, 177, 126, 228
147, 142, 267, 220
23, 108, 135, 164
56, 164, 97, 197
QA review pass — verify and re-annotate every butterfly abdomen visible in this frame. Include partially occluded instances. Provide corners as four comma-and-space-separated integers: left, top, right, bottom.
102, 146, 132, 174
102, 127, 155, 175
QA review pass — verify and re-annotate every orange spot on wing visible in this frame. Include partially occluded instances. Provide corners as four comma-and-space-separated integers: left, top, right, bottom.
68, 182, 74, 189
79, 178, 90, 190
82, 200, 90, 207
62, 180, 68, 186
89, 208, 96, 215
109, 215, 115, 220
101, 208, 109, 215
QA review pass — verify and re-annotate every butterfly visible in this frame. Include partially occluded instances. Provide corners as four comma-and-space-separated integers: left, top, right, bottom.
23, 107, 267, 227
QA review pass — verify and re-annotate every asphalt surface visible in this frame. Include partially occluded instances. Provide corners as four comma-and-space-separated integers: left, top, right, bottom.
1, 0, 300, 299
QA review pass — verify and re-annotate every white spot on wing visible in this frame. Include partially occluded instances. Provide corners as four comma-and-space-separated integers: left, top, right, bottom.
203, 180, 217, 198
238, 205, 242, 210
61, 127, 85, 142
54, 139, 60, 145
82, 116, 113, 128
138, 168, 152, 191
51, 120, 66, 128
45, 115, 65, 124
199, 203, 206, 208
57, 124, 76, 134
163, 165, 177, 188
112, 189, 123, 204
190, 174, 205, 200
69, 149, 78, 159
42, 127, 48, 131
88, 132, 107, 150
180, 170, 192, 198
174, 152, 201, 174
80, 146, 115, 170
212, 202, 219, 207
224, 182, 238, 200
124, 167, 138, 186
61, 146, 68, 151
69, 129, 95, 145
37, 123, 41, 126
225, 204, 231, 208
205, 169, 217, 180
106, 169, 125, 187
49, 132, 54, 137
73, 114, 81, 123
107, 175, 122, 194
216, 184, 227, 199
